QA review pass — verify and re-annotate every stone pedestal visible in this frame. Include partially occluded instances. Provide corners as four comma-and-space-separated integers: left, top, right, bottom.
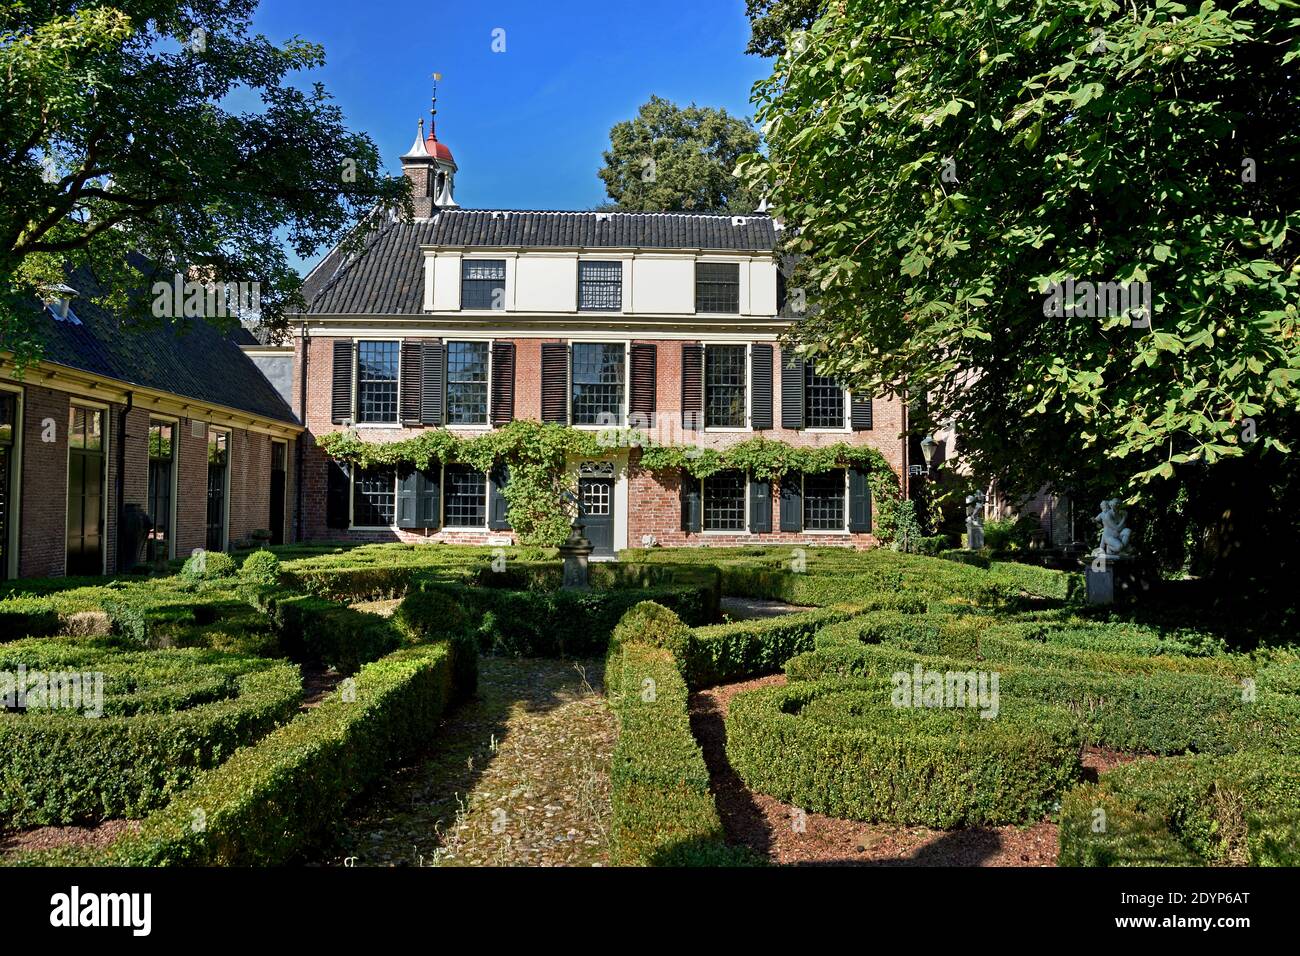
966, 519, 984, 551
558, 522, 594, 590
1086, 554, 1145, 604
1085, 565, 1115, 604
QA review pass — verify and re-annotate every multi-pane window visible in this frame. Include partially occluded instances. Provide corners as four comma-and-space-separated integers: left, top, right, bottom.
461, 259, 506, 310
705, 345, 747, 428
446, 341, 490, 425
578, 261, 622, 311
695, 262, 740, 313
357, 341, 399, 424
444, 465, 487, 527
352, 466, 396, 526
147, 421, 174, 558
703, 470, 747, 531
804, 469, 847, 531
805, 363, 846, 429
571, 343, 625, 426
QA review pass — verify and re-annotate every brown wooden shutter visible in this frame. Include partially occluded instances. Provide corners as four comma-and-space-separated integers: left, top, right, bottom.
629, 344, 657, 427
681, 343, 703, 430
491, 342, 516, 425
420, 340, 444, 425
850, 395, 873, 430
330, 340, 354, 424
400, 340, 423, 425
751, 344, 773, 430
541, 342, 568, 423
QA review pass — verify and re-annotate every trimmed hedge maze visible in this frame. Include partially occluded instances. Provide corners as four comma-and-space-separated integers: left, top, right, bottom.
603, 547, 1300, 867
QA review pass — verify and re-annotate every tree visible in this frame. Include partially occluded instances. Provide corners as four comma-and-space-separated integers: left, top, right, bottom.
744, 0, 824, 57
739, 0, 1300, 583
597, 95, 762, 212
0, 0, 407, 365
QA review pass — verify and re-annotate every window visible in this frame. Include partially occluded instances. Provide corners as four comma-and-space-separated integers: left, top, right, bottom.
353, 466, 396, 526
703, 470, 746, 531
571, 343, 625, 426
695, 262, 740, 313
579, 261, 622, 311
446, 341, 490, 425
804, 469, 847, 531
805, 363, 846, 429
147, 421, 174, 560
444, 465, 486, 527
67, 406, 105, 575
357, 341, 399, 424
705, 345, 747, 428
0, 393, 14, 579
206, 429, 229, 551
462, 259, 506, 310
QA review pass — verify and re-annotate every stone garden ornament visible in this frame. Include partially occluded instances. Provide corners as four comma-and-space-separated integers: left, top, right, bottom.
1093, 499, 1132, 560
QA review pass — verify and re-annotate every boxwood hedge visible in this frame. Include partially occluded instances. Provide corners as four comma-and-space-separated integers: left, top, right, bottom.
1059, 751, 1300, 866
725, 676, 1083, 827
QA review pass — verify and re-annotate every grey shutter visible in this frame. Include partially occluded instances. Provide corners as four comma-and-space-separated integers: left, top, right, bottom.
421, 340, 445, 425
780, 350, 805, 429
326, 460, 350, 528
849, 467, 873, 532
751, 344, 773, 430
491, 342, 516, 425
850, 395, 874, 430
749, 476, 772, 533
396, 466, 419, 528
416, 467, 441, 528
681, 343, 703, 430
779, 473, 803, 532
629, 343, 657, 426
400, 340, 423, 425
680, 472, 701, 532
541, 343, 568, 423
331, 341, 354, 424
488, 465, 511, 530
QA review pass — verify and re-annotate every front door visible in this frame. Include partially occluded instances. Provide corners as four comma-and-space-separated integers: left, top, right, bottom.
578, 477, 614, 558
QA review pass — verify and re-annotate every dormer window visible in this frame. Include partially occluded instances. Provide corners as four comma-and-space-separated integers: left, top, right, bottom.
42, 284, 82, 324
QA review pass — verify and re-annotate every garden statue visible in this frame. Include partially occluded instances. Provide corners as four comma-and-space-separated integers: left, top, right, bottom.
1093, 499, 1132, 558
965, 491, 986, 550
558, 489, 593, 590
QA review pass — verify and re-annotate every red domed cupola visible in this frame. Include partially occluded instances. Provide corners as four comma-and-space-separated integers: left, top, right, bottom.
398, 78, 459, 217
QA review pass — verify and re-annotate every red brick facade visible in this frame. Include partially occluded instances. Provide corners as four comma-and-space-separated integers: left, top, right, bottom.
299, 334, 909, 551
9, 380, 294, 579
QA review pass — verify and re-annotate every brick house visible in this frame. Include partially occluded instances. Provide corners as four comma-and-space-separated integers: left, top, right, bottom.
289, 109, 914, 557
0, 285, 301, 580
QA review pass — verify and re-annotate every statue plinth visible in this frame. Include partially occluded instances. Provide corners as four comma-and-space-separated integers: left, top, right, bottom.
558, 521, 594, 590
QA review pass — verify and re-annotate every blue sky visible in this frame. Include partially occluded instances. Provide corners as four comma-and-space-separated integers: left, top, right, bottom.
245, 0, 772, 273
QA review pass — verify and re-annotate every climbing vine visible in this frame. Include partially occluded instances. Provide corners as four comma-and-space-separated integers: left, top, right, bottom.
315, 420, 901, 547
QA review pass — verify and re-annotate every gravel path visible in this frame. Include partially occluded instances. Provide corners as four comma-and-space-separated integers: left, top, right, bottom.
315, 656, 616, 867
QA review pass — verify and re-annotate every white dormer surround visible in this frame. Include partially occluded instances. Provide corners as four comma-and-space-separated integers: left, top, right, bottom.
421, 248, 776, 317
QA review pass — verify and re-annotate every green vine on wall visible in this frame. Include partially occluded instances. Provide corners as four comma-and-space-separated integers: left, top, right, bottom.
315, 420, 901, 547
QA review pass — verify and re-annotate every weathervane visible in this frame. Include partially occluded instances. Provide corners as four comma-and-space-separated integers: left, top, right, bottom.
430, 72, 441, 137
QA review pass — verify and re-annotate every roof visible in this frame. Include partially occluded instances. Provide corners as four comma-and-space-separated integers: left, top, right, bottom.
13, 273, 299, 425
298, 209, 778, 316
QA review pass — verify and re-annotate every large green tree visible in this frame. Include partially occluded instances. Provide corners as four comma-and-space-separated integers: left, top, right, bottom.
744, 0, 824, 56
1, 0, 406, 364
740, 0, 1300, 580
597, 95, 762, 212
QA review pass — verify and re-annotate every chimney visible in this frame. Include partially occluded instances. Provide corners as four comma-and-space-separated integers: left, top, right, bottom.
400, 118, 436, 220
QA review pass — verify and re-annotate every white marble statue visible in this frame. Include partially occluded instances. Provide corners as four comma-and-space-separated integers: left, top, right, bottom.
1094, 498, 1132, 557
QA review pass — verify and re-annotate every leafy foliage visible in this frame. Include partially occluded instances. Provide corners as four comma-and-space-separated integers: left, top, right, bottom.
738, 0, 1300, 503
597, 95, 762, 212
0, 0, 408, 362
744, 0, 825, 56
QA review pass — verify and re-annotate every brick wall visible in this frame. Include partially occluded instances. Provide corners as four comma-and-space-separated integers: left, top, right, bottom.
299, 334, 907, 549
19, 386, 70, 578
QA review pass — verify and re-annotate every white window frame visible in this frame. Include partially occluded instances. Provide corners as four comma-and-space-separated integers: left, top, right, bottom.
700, 469, 751, 535
65, 399, 110, 576
801, 468, 851, 534
206, 425, 233, 552
441, 463, 491, 531
148, 414, 181, 561
346, 463, 491, 532
568, 339, 631, 430
459, 255, 511, 313
803, 364, 852, 433
443, 338, 494, 430
354, 338, 401, 429
702, 341, 751, 432
576, 259, 624, 313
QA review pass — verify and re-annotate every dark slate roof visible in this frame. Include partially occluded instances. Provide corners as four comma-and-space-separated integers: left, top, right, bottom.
298, 210, 778, 316
16, 278, 299, 425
